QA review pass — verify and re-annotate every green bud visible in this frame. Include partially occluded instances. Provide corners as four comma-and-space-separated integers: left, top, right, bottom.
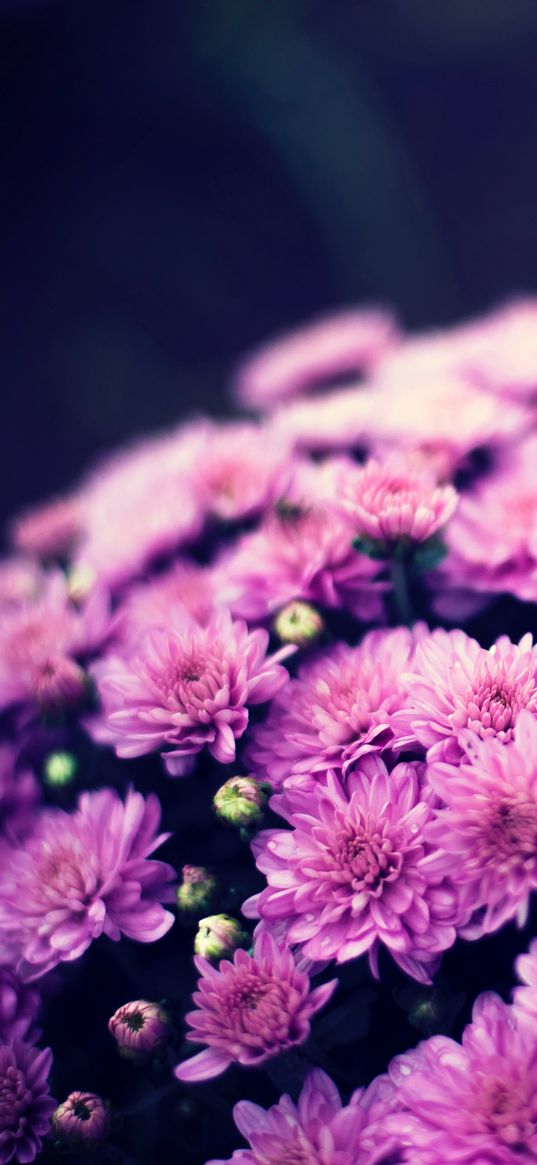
273, 601, 324, 647
43, 751, 78, 788
213, 776, 270, 829
194, 915, 249, 961
176, 866, 217, 918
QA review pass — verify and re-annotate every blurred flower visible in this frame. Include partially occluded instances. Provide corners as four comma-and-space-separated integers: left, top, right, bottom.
339, 456, 458, 548
109, 999, 170, 1062
10, 493, 84, 560
194, 915, 250, 962
513, 940, 537, 1023
176, 866, 218, 919
191, 423, 294, 522
213, 776, 270, 829
0, 558, 43, 608
234, 306, 399, 409
0, 744, 39, 840
117, 559, 218, 646
0, 969, 40, 1043
246, 626, 425, 788
205, 1068, 401, 1165
245, 757, 459, 983
0, 787, 175, 980
0, 1039, 55, 1164
273, 600, 324, 647
91, 610, 293, 777
53, 1091, 110, 1145
174, 931, 336, 1082
268, 384, 375, 453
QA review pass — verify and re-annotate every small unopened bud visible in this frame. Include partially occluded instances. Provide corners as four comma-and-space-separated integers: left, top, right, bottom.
176, 865, 217, 918
67, 563, 96, 603
273, 600, 324, 647
43, 750, 78, 788
53, 1091, 111, 1145
194, 915, 249, 961
109, 999, 170, 1062
213, 776, 270, 829
32, 655, 87, 715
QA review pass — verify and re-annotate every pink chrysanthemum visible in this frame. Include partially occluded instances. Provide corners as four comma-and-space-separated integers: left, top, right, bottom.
246, 627, 424, 787
117, 560, 218, 645
191, 423, 293, 522
424, 712, 537, 938
0, 970, 40, 1044
388, 992, 537, 1163
245, 757, 459, 983
91, 610, 293, 777
10, 493, 84, 561
234, 307, 399, 409
0, 571, 109, 715
268, 384, 376, 453
0, 559, 43, 609
460, 296, 537, 399
0, 1039, 55, 1164
513, 941, 537, 1024
206, 1068, 401, 1165
0, 787, 175, 980
338, 456, 458, 547
175, 931, 336, 1082
392, 628, 537, 764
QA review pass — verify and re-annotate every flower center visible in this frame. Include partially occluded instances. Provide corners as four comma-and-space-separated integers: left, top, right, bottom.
334, 825, 402, 896
121, 1010, 145, 1032
71, 1099, 92, 1121
484, 799, 537, 862
479, 1078, 537, 1147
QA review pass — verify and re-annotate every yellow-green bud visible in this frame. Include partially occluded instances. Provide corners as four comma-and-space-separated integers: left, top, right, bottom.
176, 865, 217, 918
43, 751, 78, 788
273, 600, 324, 647
194, 915, 249, 961
213, 776, 270, 829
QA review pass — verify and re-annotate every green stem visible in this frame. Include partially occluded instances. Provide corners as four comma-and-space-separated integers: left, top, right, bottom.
390, 554, 414, 626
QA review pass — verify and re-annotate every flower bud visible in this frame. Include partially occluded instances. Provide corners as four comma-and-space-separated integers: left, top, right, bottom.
43, 750, 78, 788
32, 655, 87, 715
273, 600, 324, 647
194, 915, 249, 962
213, 776, 270, 829
109, 999, 170, 1062
67, 563, 96, 603
53, 1092, 111, 1145
176, 865, 217, 918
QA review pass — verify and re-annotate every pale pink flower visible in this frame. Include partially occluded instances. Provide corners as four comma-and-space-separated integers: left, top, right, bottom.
191, 423, 294, 522
268, 384, 375, 452
338, 456, 458, 546
460, 296, 537, 399
0, 559, 43, 608
245, 757, 459, 983
10, 493, 84, 560
175, 931, 336, 1082
234, 307, 400, 409
116, 560, 219, 645
91, 609, 293, 777
513, 940, 537, 1024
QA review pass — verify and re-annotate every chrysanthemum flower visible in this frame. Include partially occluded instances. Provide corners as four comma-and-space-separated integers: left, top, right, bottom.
191, 423, 293, 522
392, 628, 537, 764
338, 456, 458, 547
246, 627, 424, 787
424, 712, 537, 938
205, 1068, 400, 1165
0, 970, 40, 1044
268, 384, 376, 453
174, 931, 336, 1082
388, 992, 537, 1163
234, 307, 399, 409
0, 787, 175, 980
245, 757, 459, 983
460, 296, 537, 399
10, 493, 84, 561
117, 560, 218, 645
91, 610, 293, 777
108, 999, 170, 1061
0, 559, 43, 609
513, 941, 537, 1024
0, 571, 109, 715
0, 1039, 55, 1164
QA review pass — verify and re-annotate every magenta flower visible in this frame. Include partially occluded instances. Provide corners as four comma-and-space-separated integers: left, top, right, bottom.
245, 757, 459, 983
424, 712, 537, 939
174, 931, 336, 1082
338, 456, 458, 547
91, 610, 293, 777
109, 999, 170, 1062
234, 306, 399, 409
205, 1068, 401, 1165
0, 788, 175, 980
392, 627, 537, 764
0, 571, 109, 715
246, 627, 425, 787
0, 1040, 55, 1164
191, 423, 293, 522
11, 493, 84, 560
53, 1091, 110, 1144
513, 941, 537, 1024
388, 992, 537, 1163
0, 970, 40, 1044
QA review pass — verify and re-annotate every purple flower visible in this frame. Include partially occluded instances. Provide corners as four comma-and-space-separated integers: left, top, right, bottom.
338, 455, 458, 547
392, 628, 537, 764
424, 712, 537, 938
388, 992, 537, 1163
513, 941, 537, 1024
0, 970, 40, 1044
246, 627, 425, 788
0, 788, 175, 980
205, 1068, 401, 1165
109, 999, 170, 1062
0, 745, 39, 841
245, 757, 459, 983
53, 1091, 110, 1144
91, 610, 293, 777
174, 931, 336, 1082
0, 1039, 55, 1164
117, 559, 219, 645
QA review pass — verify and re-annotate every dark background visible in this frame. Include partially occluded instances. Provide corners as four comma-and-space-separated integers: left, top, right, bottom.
2, 0, 537, 526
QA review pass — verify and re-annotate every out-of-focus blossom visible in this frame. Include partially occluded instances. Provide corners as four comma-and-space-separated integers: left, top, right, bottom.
213, 776, 270, 829
392, 628, 537, 764
91, 610, 293, 777
0, 970, 40, 1044
0, 1039, 55, 1164
0, 559, 43, 608
513, 940, 537, 1023
42, 750, 78, 788
338, 456, 458, 548
109, 999, 170, 1062
0, 787, 175, 980
52, 1091, 110, 1145
10, 493, 84, 560
194, 915, 249, 962
246, 626, 425, 788
117, 560, 218, 646
268, 384, 375, 452
0, 571, 109, 716
176, 866, 218, 919
424, 712, 537, 939
191, 423, 294, 523
388, 992, 537, 1163
174, 931, 336, 1082
205, 1068, 401, 1165
0, 744, 39, 840
234, 307, 400, 409
460, 296, 537, 399
245, 757, 459, 984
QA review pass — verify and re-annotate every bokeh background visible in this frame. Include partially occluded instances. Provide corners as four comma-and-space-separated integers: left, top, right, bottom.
2, 0, 537, 528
